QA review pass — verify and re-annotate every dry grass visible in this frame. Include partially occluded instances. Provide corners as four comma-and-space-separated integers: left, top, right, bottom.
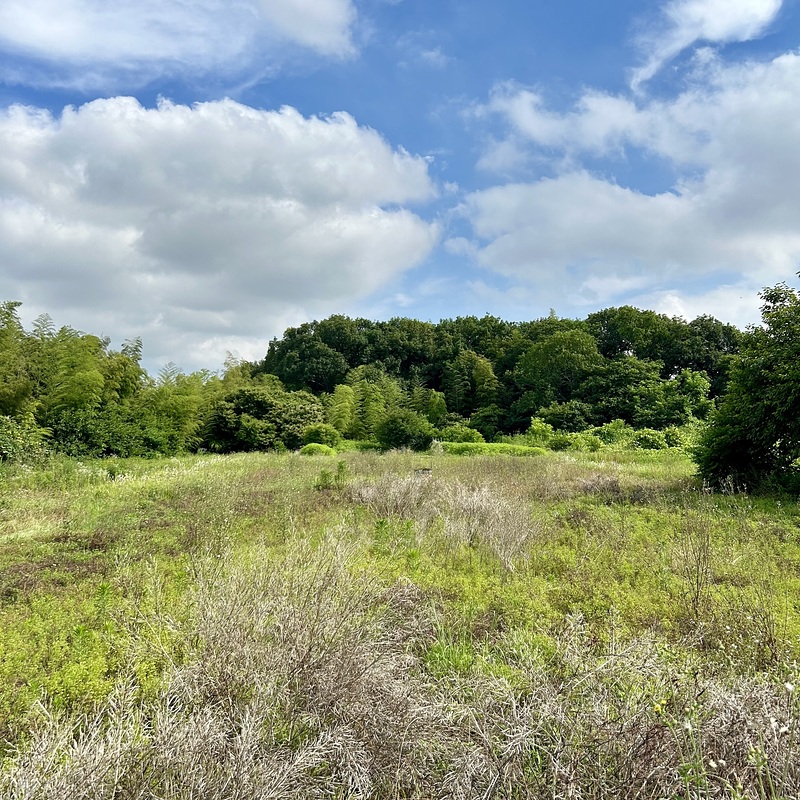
3, 531, 800, 799
3, 450, 800, 798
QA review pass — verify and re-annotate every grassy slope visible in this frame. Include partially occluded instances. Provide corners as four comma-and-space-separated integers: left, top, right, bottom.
1, 449, 800, 797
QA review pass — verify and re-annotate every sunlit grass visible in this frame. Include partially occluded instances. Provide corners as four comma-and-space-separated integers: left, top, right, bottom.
2, 448, 800, 795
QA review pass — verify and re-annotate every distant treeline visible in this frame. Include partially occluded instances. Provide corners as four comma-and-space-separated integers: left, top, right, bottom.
0, 300, 742, 462
258, 309, 742, 440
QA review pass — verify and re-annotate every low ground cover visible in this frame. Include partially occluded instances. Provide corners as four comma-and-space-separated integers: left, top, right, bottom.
1, 449, 799, 797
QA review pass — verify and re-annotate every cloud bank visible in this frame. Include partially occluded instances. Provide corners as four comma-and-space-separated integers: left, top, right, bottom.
0, 0, 357, 89
632, 0, 783, 88
464, 47, 800, 326
0, 97, 438, 368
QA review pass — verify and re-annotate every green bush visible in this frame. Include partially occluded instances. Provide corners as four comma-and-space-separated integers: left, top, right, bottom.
375, 410, 435, 452
439, 424, 485, 443
0, 414, 49, 464
440, 442, 546, 457
526, 418, 555, 447
299, 443, 337, 456
632, 428, 668, 450
301, 423, 343, 448
549, 432, 573, 451
662, 426, 686, 448
537, 400, 594, 432
568, 432, 604, 452
590, 419, 635, 445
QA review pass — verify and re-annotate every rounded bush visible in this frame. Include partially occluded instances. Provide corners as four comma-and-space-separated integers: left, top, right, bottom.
302, 423, 343, 448
376, 409, 435, 452
439, 424, 485, 443
569, 432, 604, 452
633, 428, 668, 450
299, 443, 337, 456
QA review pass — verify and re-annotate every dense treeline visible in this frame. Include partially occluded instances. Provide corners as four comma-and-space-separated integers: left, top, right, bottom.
259, 307, 740, 438
1, 299, 743, 463
0, 301, 322, 460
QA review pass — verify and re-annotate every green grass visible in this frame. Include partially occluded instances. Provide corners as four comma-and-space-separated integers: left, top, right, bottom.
2, 448, 800, 795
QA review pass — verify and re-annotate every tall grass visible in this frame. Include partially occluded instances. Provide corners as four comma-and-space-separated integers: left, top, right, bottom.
2, 449, 800, 797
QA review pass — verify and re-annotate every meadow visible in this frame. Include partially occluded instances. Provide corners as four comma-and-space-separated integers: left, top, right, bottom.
1, 447, 799, 798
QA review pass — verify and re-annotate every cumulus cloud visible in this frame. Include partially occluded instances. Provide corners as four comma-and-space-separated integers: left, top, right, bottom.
0, 97, 438, 369
632, 0, 783, 88
0, 0, 357, 89
461, 50, 800, 322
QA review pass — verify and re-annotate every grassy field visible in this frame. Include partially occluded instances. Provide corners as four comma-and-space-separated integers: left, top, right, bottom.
1, 448, 800, 798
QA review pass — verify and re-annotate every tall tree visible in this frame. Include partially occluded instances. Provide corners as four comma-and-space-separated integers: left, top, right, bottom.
695, 281, 800, 489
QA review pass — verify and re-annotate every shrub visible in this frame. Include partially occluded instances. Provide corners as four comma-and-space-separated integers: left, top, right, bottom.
440, 442, 547, 457
299, 443, 337, 456
568, 432, 604, 452
526, 418, 555, 447
439, 424, 485, 443
591, 419, 635, 445
0, 414, 49, 464
538, 400, 594, 432
662, 426, 686, 448
549, 432, 573, 451
632, 428, 668, 450
375, 409, 435, 452
301, 422, 343, 448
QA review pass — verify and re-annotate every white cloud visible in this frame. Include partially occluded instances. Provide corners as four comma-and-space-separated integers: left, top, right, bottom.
484, 83, 645, 155
0, 0, 357, 89
632, 283, 762, 329
464, 50, 800, 326
396, 30, 451, 70
0, 97, 438, 370
632, 0, 783, 88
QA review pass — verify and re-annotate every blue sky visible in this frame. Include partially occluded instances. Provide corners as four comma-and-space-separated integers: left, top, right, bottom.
1, 0, 798, 371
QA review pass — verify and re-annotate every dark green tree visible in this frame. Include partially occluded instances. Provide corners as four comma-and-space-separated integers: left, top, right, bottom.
204, 385, 323, 453
695, 281, 800, 489
0, 302, 33, 416
515, 330, 602, 410
375, 409, 435, 451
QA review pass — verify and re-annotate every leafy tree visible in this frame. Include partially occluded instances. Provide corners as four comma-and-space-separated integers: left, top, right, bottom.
143, 367, 206, 453
442, 350, 499, 416
695, 281, 800, 489
346, 366, 403, 440
203, 385, 323, 453
467, 404, 505, 441
538, 400, 594, 432
426, 390, 448, 427
0, 302, 33, 416
375, 409, 435, 451
263, 325, 349, 392
577, 356, 709, 428
326, 384, 357, 435
515, 330, 602, 409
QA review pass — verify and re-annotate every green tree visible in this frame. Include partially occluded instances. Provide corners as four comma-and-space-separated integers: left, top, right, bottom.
515, 330, 602, 410
375, 409, 435, 451
203, 385, 323, 453
695, 281, 800, 489
442, 350, 499, 416
0, 302, 33, 417
326, 384, 357, 435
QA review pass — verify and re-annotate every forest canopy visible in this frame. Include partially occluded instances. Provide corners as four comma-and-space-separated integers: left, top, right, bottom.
1, 299, 750, 467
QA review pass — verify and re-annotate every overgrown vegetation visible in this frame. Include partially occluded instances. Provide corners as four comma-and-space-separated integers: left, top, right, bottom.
2, 280, 800, 794
1, 448, 800, 797
0, 298, 740, 463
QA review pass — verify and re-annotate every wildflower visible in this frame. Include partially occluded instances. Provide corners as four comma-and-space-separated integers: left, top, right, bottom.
785, 681, 795, 694
682, 719, 693, 733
